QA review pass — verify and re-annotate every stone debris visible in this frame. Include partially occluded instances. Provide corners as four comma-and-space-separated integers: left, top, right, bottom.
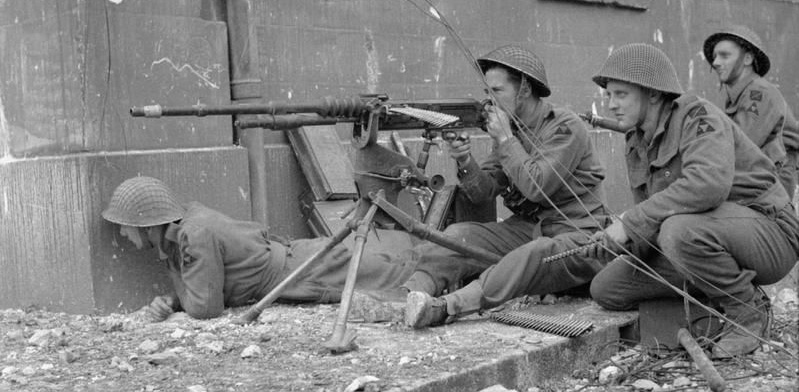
27, 328, 67, 348
111, 356, 135, 372
479, 384, 519, 392
258, 312, 281, 324
597, 365, 622, 384
5, 329, 24, 341
344, 375, 380, 392
143, 350, 180, 366
100, 319, 124, 333
137, 339, 160, 354
171, 328, 188, 339
1, 366, 17, 378
672, 376, 692, 387
240, 344, 262, 358
631, 379, 661, 391
187, 385, 207, 392
197, 340, 224, 354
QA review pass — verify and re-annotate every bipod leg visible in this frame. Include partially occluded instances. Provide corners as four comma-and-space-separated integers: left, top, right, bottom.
323, 199, 380, 354
233, 224, 353, 325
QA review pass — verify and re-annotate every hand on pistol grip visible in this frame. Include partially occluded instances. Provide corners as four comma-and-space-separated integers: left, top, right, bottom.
447, 132, 472, 164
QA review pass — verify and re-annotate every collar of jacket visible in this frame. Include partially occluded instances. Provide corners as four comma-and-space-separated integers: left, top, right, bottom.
513, 99, 554, 135
723, 72, 758, 112
626, 99, 676, 153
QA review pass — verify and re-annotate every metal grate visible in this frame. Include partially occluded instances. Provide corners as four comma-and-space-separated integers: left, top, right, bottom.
387, 106, 459, 128
490, 310, 594, 337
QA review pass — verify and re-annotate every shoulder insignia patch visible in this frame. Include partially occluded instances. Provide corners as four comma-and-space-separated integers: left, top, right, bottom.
696, 120, 715, 137
746, 102, 759, 116
688, 105, 708, 119
750, 90, 763, 102
554, 125, 571, 136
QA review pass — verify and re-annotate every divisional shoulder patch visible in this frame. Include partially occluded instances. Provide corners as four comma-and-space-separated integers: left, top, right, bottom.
554, 125, 571, 136
696, 120, 716, 137
750, 90, 763, 102
688, 105, 708, 119
746, 102, 759, 116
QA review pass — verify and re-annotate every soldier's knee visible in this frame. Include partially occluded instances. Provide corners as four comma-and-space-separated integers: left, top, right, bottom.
658, 214, 704, 255
590, 270, 637, 311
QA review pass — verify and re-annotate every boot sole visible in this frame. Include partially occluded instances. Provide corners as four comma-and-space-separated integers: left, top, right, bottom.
405, 291, 430, 329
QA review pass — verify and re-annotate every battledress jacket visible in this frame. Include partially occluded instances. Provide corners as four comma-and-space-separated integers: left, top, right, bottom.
622, 94, 792, 247
160, 202, 415, 319
724, 72, 799, 159
455, 100, 606, 227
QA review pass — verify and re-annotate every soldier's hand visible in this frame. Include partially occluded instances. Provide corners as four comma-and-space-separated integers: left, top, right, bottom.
145, 295, 175, 323
484, 105, 514, 144
586, 220, 630, 262
447, 132, 472, 164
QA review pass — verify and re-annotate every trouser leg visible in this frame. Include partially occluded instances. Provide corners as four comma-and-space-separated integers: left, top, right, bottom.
590, 254, 690, 310
444, 227, 605, 315
658, 203, 797, 303
279, 237, 419, 303
591, 202, 798, 311
403, 216, 537, 296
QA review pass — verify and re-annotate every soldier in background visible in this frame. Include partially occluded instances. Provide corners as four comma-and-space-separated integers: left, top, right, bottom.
704, 25, 799, 198
588, 43, 799, 358
102, 176, 417, 322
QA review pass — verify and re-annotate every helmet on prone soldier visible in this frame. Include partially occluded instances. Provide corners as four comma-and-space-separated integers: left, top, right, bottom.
477, 45, 551, 98
592, 43, 684, 97
102, 176, 185, 227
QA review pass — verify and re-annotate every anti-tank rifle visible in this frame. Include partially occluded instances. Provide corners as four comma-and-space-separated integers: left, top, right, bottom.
131, 94, 488, 194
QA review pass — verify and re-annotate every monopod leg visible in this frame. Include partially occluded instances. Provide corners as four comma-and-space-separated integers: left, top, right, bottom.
323, 202, 379, 354
233, 225, 353, 325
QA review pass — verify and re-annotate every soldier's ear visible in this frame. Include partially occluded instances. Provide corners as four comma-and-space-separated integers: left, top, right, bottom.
647, 89, 663, 104
518, 77, 533, 98
743, 51, 755, 68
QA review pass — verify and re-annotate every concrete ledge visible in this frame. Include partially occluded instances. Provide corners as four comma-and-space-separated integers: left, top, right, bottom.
343, 298, 637, 391
407, 306, 635, 391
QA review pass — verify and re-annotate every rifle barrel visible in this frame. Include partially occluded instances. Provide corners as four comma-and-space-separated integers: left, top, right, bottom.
130, 96, 370, 118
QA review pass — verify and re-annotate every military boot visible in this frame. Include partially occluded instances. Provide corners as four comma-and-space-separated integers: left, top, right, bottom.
711, 289, 771, 359
349, 287, 409, 323
405, 291, 449, 329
